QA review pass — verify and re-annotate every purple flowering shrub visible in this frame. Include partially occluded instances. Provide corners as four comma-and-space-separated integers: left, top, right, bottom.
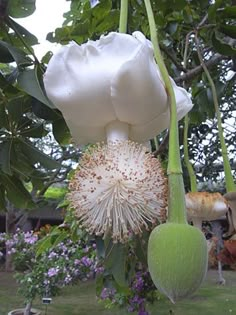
0, 232, 6, 263
5, 230, 38, 271
0, 223, 159, 315
95, 233, 158, 315
98, 264, 157, 315
0, 228, 96, 305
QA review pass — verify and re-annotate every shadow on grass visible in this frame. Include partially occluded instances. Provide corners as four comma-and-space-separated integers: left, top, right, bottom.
0, 270, 235, 315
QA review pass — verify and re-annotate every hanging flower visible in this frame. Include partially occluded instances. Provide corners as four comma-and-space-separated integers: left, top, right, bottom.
43, 31, 191, 242
68, 141, 167, 242
185, 192, 228, 228
44, 31, 193, 145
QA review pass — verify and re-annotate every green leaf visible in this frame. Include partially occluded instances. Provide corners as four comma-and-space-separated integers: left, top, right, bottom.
1, 174, 35, 208
41, 51, 53, 64
0, 186, 6, 212
36, 228, 68, 256
208, 0, 224, 22
0, 141, 12, 175
20, 123, 48, 138
95, 237, 105, 259
212, 30, 236, 56
19, 138, 60, 170
219, 24, 236, 39
6, 17, 38, 46
0, 72, 19, 94
36, 235, 53, 257
72, 20, 90, 37
11, 155, 36, 179
6, 96, 30, 125
51, 231, 68, 247
94, 10, 119, 34
52, 118, 71, 145
134, 235, 149, 265
0, 102, 9, 129
106, 243, 128, 287
7, 0, 36, 18
92, 0, 112, 18
0, 44, 14, 63
46, 26, 72, 44
18, 66, 55, 108
0, 40, 32, 66
218, 6, 236, 19
155, 0, 187, 12
31, 99, 61, 121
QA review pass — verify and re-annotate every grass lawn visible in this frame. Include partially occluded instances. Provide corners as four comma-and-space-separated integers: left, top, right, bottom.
0, 270, 236, 315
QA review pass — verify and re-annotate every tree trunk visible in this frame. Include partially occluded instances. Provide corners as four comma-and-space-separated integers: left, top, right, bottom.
5, 208, 16, 272
24, 301, 32, 315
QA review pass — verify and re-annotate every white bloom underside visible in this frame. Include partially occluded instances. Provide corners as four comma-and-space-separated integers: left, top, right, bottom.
44, 31, 193, 145
68, 141, 167, 242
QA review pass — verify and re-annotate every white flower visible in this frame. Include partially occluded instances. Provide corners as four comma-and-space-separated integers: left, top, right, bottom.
68, 140, 167, 242
44, 31, 193, 145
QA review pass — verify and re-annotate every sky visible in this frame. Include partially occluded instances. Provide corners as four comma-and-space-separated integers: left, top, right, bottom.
15, 0, 70, 58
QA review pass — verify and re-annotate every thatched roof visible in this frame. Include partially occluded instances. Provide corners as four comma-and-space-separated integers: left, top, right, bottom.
0, 201, 64, 221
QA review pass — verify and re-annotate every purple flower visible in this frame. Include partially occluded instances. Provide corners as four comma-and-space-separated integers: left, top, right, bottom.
133, 276, 144, 291
47, 267, 59, 277
64, 275, 72, 284
129, 295, 144, 305
138, 303, 149, 315
95, 266, 104, 274
5, 239, 15, 247
100, 287, 116, 300
48, 251, 58, 259
24, 232, 38, 244
7, 248, 16, 255
81, 256, 92, 267
0, 233, 6, 242
74, 259, 80, 265
127, 305, 135, 313
83, 246, 90, 253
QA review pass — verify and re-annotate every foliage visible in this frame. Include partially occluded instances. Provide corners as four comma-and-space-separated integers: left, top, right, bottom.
0, 0, 75, 212
0, 226, 96, 312
0, 0, 235, 203
2, 270, 236, 315
0, 0, 236, 314
44, 186, 67, 200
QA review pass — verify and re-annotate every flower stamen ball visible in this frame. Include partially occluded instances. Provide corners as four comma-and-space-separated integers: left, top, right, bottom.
68, 141, 167, 243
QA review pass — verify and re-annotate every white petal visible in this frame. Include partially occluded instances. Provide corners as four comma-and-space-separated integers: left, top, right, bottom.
111, 37, 167, 125
172, 78, 193, 121
44, 32, 193, 144
44, 40, 116, 126
64, 119, 106, 144
44, 33, 144, 144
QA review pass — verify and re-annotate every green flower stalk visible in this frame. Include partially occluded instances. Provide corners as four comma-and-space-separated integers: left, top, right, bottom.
183, 35, 197, 193
195, 35, 236, 238
184, 115, 197, 192
119, 0, 128, 33
145, 0, 208, 303
195, 36, 236, 193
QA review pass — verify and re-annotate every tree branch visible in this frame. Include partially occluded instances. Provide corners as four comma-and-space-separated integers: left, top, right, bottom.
160, 44, 187, 73
153, 132, 169, 157
174, 53, 228, 84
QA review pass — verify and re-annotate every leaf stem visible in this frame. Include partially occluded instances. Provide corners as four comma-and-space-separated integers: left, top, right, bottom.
119, 0, 128, 33
6, 17, 39, 64
184, 115, 197, 192
183, 32, 197, 192
195, 35, 235, 193
144, 0, 187, 224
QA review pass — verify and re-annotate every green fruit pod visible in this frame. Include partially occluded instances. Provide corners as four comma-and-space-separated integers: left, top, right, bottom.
147, 222, 208, 303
